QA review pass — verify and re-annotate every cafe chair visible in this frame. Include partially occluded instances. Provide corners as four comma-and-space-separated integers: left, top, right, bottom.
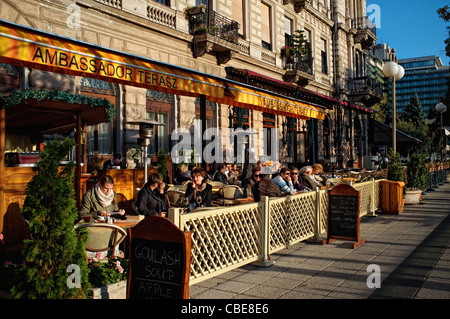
74, 223, 127, 259
207, 181, 224, 188
216, 185, 240, 206
132, 201, 140, 215
166, 190, 185, 207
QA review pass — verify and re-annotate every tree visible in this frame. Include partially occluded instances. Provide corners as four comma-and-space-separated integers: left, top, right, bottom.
12, 138, 90, 299
397, 93, 430, 153
387, 148, 404, 183
401, 93, 425, 127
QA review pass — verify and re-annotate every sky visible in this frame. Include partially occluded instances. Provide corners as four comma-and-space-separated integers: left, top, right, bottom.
366, 0, 450, 65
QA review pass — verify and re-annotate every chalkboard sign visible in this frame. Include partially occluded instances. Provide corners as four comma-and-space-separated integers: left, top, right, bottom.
324, 184, 365, 249
127, 217, 191, 299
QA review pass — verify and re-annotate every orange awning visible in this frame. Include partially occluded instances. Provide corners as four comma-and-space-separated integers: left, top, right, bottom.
0, 19, 325, 120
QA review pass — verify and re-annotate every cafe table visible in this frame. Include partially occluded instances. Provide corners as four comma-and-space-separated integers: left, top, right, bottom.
113, 215, 144, 228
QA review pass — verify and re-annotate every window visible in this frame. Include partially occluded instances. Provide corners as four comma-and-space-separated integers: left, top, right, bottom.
86, 122, 113, 155
232, 0, 244, 35
284, 17, 293, 47
196, 0, 209, 7
321, 39, 328, 74
154, 0, 170, 6
261, 3, 271, 50
146, 101, 171, 155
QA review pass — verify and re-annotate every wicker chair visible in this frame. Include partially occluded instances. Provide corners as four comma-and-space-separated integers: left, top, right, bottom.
75, 223, 127, 259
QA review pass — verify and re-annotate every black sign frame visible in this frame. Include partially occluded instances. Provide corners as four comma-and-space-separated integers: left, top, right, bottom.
323, 183, 365, 249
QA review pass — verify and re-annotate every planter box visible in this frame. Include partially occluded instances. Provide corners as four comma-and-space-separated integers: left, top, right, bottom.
379, 180, 405, 214
89, 280, 127, 299
404, 190, 422, 205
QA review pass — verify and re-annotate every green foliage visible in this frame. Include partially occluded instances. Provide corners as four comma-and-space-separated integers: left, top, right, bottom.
406, 153, 428, 190
387, 148, 404, 182
87, 257, 128, 288
4, 88, 115, 121
158, 149, 169, 183
11, 138, 90, 299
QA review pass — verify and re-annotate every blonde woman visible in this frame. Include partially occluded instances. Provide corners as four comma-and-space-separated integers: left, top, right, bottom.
80, 174, 125, 220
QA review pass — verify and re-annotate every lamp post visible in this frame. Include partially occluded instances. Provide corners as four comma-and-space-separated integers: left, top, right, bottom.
382, 56, 404, 155
435, 102, 447, 161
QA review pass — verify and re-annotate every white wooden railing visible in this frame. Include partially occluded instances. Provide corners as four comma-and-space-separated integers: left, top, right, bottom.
169, 179, 383, 285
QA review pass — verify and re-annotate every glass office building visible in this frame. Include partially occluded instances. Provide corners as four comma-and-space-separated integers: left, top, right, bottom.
396, 56, 450, 118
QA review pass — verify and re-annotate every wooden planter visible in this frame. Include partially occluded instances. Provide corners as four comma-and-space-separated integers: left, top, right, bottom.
404, 189, 422, 205
379, 180, 405, 214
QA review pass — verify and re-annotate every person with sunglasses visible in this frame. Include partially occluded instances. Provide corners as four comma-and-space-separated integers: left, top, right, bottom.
272, 167, 296, 195
242, 166, 262, 198
290, 167, 305, 191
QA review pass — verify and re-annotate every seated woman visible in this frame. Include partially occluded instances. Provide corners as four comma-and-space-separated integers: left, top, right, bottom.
184, 167, 213, 212
135, 173, 169, 217
80, 174, 125, 220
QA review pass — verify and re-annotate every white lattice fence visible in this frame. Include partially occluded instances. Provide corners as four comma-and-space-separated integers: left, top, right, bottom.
268, 191, 316, 254
177, 203, 262, 285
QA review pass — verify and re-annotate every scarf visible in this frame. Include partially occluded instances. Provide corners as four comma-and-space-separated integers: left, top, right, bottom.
95, 182, 115, 208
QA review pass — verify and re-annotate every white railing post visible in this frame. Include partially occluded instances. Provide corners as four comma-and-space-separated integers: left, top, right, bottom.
368, 178, 378, 217
168, 207, 181, 228
252, 196, 274, 267
312, 186, 322, 242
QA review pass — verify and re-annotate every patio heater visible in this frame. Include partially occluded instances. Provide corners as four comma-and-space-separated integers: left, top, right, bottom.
127, 120, 166, 184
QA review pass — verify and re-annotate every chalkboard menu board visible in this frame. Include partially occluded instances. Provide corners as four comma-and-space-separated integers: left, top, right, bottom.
127, 217, 191, 299
324, 184, 365, 249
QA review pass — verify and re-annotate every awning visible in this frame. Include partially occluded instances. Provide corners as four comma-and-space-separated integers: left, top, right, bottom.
225, 67, 376, 115
0, 19, 325, 120
369, 118, 423, 152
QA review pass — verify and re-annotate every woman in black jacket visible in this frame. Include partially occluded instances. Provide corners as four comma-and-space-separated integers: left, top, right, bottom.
136, 173, 169, 217
184, 167, 212, 211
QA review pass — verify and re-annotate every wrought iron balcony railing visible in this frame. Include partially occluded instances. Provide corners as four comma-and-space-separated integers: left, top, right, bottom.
280, 45, 314, 75
187, 8, 239, 44
348, 76, 383, 97
352, 17, 377, 36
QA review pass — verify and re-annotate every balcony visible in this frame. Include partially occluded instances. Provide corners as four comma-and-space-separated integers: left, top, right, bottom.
187, 7, 240, 65
351, 17, 377, 50
348, 76, 383, 106
281, 46, 314, 86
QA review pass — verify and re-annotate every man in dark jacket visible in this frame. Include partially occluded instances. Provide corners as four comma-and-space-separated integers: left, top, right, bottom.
213, 163, 229, 184
135, 173, 169, 217
253, 172, 280, 202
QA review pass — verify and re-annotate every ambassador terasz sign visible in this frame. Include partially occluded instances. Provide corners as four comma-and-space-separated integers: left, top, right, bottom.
32, 47, 179, 89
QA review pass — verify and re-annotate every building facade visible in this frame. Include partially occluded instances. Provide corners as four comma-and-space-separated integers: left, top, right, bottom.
0, 0, 381, 175
396, 56, 450, 118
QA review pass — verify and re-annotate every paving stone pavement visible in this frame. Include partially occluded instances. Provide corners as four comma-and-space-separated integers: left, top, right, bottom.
189, 182, 450, 300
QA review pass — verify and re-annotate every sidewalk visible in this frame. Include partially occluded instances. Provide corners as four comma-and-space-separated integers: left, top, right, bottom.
189, 182, 450, 299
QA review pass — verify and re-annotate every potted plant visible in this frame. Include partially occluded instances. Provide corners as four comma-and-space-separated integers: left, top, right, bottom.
184, 4, 206, 18
380, 149, 405, 214
405, 153, 427, 204
11, 138, 90, 299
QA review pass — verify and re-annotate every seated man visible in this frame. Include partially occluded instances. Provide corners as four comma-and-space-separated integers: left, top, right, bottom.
299, 166, 318, 190
213, 163, 229, 185
272, 167, 296, 195
103, 153, 124, 170
253, 168, 280, 202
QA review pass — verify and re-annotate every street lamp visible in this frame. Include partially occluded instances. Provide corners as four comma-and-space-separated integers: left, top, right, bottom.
435, 102, 447, 161
382, 56, 404, 155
